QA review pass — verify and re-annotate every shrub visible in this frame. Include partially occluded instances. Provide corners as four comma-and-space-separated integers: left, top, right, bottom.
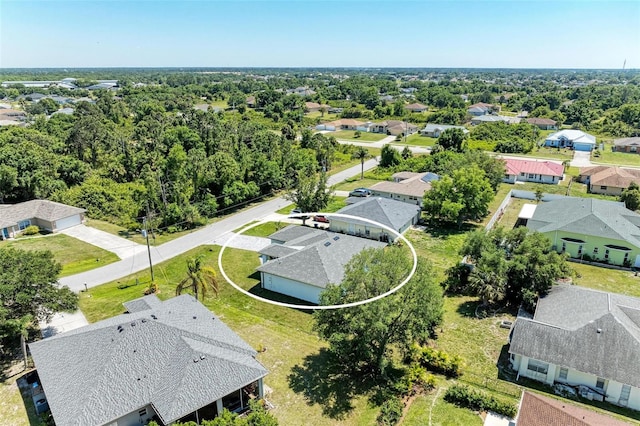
444, 384, 517, 418
22, 225, 40, 235
377, 397, 404, 426
411, 344, 463, 378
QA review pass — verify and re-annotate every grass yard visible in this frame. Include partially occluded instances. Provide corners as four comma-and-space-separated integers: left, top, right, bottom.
77, 245, 382, 425
401, 387, 483, 426
401, 133, 437, 147
329, 130, 388, 142
0, 234, 119, 277
519, 146, 575, 161
237, 221, 285, 238
0, 369, 45, 426
572, 262, 640, 298
594, 148, 640, 167
496, 198, 531, 229
321, 197, 348, 213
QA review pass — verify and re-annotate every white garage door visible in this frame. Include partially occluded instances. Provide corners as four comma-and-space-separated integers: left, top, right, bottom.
55, 215, 82, 231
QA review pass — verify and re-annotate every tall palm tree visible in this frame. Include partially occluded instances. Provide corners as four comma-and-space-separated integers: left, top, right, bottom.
13, 314, 33, 371
469, 268, 505, 306
175, 256, 219, 301
352, 146, 371, 180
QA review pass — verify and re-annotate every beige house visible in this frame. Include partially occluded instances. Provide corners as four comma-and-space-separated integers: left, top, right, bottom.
613, 137, 640, 153
579, 165, 640, 196
369, 172, 439, 206
0, 200, 86, 240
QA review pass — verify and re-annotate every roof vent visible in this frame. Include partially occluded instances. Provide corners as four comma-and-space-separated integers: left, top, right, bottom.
324, 241, 331, 247
131, 322, 136, 327
117, 325, 123, 333
200, 355, 206, 360
151, 314, 157, 320
597, 328, 602, 333
193, 316, 197, 320
193, 358, 200, 363
333, 236, 339, 241
141, 318, 147, 323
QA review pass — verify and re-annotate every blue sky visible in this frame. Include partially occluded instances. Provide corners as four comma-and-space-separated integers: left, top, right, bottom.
1, 1, 639, 68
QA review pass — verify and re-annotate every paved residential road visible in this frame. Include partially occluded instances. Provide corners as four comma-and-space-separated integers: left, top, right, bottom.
59, 158, 378, 292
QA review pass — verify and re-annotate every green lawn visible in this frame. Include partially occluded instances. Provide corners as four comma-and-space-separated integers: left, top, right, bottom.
0, 234, 118, 277
77, 245, 381, 425
594, 147, 640, 167
393, 133, 437, 147
85, 218, 197, 246
329, 130, 388, 142
0, 372, 45, 426
236, 221, 285, 238
496, 198, 531, 229
572, 263, 640, 298
518, 146, 575, 161
402, 387, 483, 426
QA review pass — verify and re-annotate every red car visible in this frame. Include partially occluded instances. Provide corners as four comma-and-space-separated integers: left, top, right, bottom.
313, 215, 330, 223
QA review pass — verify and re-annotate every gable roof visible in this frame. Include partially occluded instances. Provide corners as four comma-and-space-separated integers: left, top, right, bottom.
526, 117, 557, 126
421, 123, 469, 134
509, 285, 640, 388
614, 137, 640, 148
546, 130, 596, 145
526, 198, 640, 248
583, 166, 640, 189
257, 229, 385, 289
0, 200, 85, 229
335, 197, 421, 231
503, 158, 564, 177
405, 102, 427, 111
517, 391, 630, 426
468, 102, 494, 110
29, 295, 267, 426
371, 172, 435, 198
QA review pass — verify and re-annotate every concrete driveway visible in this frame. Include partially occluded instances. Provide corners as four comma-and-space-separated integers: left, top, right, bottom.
39, 310, 88, 338
60, 224, 147, 259
570, 150, 592, 167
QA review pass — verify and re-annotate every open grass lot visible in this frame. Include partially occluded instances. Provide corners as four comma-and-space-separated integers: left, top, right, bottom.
329, 130, 388, 142
401, 386, 483, 426
306, 111, 339, 121
0, 234, 119, 277
238, 221, 283, 238
399, 133, 437, 147
78, 245, 382, 425
495, 198, 530, 229
322, 197, 348, 213
334, 177, 387, 192
572, 262, 640, 298
519, 146, 575, 161
594, 146, 640, 167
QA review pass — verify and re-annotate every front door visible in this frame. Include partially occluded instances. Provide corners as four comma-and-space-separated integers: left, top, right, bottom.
1, 228, 8, 239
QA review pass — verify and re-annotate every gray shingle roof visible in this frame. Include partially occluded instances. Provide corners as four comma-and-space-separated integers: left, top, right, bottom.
29, 295, 267, 426
526, 198, 640, 248
0, 199, 85, 228
335, 197, 421, 231
257, 231, 386, 289
614, 137, 640, 147
509, 285, 640, 388
268, 224, 325, 243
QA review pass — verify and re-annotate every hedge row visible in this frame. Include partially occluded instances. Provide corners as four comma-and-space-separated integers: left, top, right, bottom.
444, 384, 517, 418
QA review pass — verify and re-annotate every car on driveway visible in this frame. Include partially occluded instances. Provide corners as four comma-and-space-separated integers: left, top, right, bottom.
349, 188, 371, 197
313, 214, 330, 223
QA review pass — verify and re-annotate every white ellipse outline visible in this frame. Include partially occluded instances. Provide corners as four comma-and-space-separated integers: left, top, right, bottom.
217, 212, 418, 310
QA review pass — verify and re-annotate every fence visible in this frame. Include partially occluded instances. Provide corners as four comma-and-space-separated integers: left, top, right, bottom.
485, 189, 513, 231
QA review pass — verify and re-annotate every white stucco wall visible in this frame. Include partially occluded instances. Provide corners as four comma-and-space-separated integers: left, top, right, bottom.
370, 190, 423, 206
113, 404, 155, 426
261, 272, 323, 304
329, 219, 388, 241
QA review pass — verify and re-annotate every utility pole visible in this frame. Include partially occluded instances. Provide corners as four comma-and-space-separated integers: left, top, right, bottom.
143, 204, 155, 283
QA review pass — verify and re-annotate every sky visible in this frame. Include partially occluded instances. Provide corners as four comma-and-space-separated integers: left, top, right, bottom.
1, 0, 639, 69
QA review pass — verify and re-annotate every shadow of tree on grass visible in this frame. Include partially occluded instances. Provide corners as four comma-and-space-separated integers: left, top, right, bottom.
288, 348, 376, 419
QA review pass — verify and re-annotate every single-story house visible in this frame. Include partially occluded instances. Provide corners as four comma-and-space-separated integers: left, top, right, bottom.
516, 391, 630, 426
246, 96, 256, 108
29, 294, 268, 426
526, 117, 558, 130
420, 123, 469, 138
509, 285, 640, 411
470, 115, 519, 125
502, 158, 564, 185
287, 87, 315, 96
379, 94, 394, 102
525, 198, 640, 267
330, 197, 421, 242
0, 200, 86, 240
257, 226, 386, 304
0, 108, 27, 122
405, 103, 428, 113
304, 102, 331, 113
544, 130, 596, 151
579, 165, 640, 196
369, 120, 418, 136
52, 107, 75, 116
467, 102, 498, 116
613, 137, 640, 153
369, 172, 439, 206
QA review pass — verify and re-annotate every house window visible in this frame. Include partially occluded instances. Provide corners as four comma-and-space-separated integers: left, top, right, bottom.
520, 172, 525, 177
527, 359, 548, 374
578, 245, 583, 256
624, 252, 630, 263
18, 220, 30, 230
528, 173, 535, 179
138, 408, 147, 417
593, 247, 599, 255
365, 229, 370, 236
605, 249, 610, 260
600, 186, 607, 190
559, 367, 568, 381
596, 377, 606, 391
561, 242, 566, 252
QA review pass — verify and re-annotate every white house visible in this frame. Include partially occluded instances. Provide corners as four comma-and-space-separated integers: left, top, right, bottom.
420, 123, 469, 138
502, 158, 564, 184
509, 285, 640, 411
329, 197, 421, 242
544, 130, 596, 151
257, 226, 386, 304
